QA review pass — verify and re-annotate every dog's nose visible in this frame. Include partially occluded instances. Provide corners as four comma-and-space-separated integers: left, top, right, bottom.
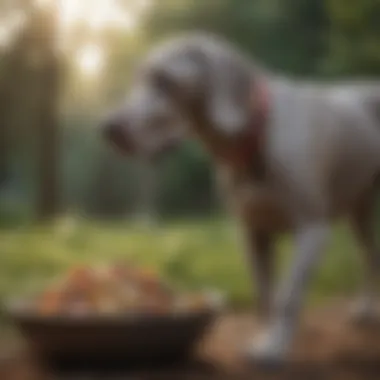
102, 119, 135, 154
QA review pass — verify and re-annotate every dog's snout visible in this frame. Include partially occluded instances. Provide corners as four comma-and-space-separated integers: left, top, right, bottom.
102, 119, 134, 154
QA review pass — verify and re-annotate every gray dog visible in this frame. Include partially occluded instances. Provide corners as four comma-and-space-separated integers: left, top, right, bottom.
101, 33, 380, 366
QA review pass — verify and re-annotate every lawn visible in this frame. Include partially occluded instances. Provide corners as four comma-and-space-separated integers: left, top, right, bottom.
0, 217, 363, 309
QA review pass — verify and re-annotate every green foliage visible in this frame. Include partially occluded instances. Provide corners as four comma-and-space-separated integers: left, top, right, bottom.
324, 0, 380, 76
158, 142, 217, 217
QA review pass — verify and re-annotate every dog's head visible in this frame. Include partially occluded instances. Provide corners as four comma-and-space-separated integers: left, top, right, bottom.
102, 33, 260, 159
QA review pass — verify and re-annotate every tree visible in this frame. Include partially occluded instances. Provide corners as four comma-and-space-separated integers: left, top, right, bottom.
0, 1, 33, 187
29, 2, 61, 220
324, 0, 380, 76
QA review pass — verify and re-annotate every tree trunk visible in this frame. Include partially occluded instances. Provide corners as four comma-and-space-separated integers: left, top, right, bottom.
0, 33, 28, 188
36, 58, 60, 220
33, 4, 61, 221
0, 82, 10, 188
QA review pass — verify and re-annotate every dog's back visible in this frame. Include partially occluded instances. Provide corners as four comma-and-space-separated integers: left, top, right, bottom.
257, 79, 380, 224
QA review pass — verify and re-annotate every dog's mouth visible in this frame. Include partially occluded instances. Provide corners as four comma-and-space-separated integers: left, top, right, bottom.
103, 122, 183, 161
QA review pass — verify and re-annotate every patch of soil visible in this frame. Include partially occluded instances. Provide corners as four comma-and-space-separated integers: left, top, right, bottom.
2, 300, 380, 380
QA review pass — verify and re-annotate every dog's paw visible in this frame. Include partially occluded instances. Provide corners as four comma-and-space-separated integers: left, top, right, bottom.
243, 329, 289, 371
348, 298, 379, 327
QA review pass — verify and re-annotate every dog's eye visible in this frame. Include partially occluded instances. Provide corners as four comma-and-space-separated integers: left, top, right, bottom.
151, 71, 174, 94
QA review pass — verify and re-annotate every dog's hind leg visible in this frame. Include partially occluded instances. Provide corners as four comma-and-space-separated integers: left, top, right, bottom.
349, 188, 380, 325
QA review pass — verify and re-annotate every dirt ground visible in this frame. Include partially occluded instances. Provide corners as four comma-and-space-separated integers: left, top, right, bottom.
2, 300, 380, 380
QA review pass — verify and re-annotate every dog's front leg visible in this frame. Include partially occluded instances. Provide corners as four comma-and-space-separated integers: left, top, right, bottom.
242, 227, 275, 322
247, 221, 330, 367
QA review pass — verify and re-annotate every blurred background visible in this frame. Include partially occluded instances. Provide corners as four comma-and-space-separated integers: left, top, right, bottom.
0, 0, 380, 310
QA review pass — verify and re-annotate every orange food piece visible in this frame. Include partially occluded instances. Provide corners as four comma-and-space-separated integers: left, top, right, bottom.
138, 268, 159, 282
66, 266, 95, 291
111, 262, 137, 278
38, 289, 63, 315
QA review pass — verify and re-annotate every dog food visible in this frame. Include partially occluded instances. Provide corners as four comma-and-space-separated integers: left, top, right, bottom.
37, 263, 211, 316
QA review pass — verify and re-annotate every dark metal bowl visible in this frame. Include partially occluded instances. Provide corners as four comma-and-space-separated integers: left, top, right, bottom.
6, 300, 219, 372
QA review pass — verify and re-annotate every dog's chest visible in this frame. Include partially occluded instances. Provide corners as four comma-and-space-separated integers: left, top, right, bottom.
217, 166, 291, 231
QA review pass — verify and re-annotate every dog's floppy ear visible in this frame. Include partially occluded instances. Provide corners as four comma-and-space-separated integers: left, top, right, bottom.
204, 51, 252, 135
152, 54, 203, 99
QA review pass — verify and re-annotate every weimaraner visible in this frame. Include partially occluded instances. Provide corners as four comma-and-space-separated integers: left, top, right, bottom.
101, 33, 380, 367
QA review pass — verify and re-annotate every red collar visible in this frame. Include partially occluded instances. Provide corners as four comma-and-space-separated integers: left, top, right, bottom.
236, 80, 270, 166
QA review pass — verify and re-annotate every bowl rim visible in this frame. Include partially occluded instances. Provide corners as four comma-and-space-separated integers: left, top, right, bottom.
3, 291, 225, 325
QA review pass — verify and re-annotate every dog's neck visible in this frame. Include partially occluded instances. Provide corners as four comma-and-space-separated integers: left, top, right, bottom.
187, 74, 271, 179
238, 78, 270, 177
217, 78, 271, 179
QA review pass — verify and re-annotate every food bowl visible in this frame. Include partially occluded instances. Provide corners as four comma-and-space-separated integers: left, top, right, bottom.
7, 300, 219, 372
5, 263, 225, 371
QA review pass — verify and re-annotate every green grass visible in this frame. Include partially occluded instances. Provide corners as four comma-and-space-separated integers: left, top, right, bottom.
0, 217, 364, 309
